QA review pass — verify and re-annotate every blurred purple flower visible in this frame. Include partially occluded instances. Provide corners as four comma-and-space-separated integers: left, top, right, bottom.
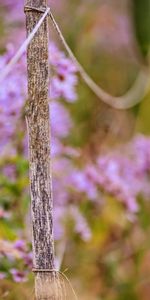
2, 164, 16, 181
52, 158, 74, 206
0, 272, 6, 280
54, 206, 66, 240
23, 252, 33, 268
10, 268, 28, 283
51, 74, 77, 102
53, 205, 91, 242
1, 0, 24, 23
51, 101, 73, 138
0, 42, 77, 155
49, 43, 78, 102
13, 240, 27, 253
69, 206, 92, 241
71, 169, 98, 201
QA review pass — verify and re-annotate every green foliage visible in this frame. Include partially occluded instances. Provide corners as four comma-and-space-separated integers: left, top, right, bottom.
133, 0, 150, 57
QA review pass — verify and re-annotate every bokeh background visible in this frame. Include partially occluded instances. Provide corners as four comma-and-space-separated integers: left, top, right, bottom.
0, 0, 150, 299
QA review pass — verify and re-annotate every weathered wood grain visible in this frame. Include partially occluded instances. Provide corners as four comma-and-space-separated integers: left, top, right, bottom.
25, 0, 62, 298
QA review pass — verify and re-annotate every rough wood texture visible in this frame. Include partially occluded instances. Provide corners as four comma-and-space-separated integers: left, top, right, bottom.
25, 0, 61, 299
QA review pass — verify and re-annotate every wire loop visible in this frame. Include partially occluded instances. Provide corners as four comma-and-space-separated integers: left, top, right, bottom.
32, 268, 58, 273
0, 5, 149, 109
24, 6, 47, 14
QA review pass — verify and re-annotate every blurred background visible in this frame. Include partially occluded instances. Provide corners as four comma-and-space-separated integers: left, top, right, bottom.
0, 0, 150, 299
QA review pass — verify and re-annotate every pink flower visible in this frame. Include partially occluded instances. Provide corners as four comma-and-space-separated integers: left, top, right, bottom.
0, 208, 11, 220
71, 170, 98, 201
23, 252, 33, 268
10, 269, 28, 283
51, 101, 73, 138
13, 240, 27, 253
69, 206, 92, 241
0, 272, 6, 280
51, 74, 77, 102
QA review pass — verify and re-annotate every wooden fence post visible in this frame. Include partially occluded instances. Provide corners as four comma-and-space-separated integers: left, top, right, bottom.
24, 1, 61, 298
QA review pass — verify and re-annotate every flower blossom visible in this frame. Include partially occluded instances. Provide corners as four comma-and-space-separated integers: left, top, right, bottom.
49, 43, 78, 102
10, 269, 28, 283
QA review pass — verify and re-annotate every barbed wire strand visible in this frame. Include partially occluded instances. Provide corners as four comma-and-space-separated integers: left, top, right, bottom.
0, 7, 50, 83
48, 9, 150, 110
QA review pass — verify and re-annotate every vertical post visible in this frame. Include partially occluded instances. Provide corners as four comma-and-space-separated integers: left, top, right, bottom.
25, 1, 59, 299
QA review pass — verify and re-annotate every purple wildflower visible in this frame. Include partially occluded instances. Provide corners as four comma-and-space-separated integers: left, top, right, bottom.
71, 169, 98, 201
10, 269, 28, 283
69, 206, 92, 241
51, 101, 73, 138
0, 272, 6, 280
13, 240, 27, 253
49, 43, 78, 102
23, 252, 33, 268
51, 74, 77, 102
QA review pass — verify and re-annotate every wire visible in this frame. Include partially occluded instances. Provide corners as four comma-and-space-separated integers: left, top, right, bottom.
48, 9, 150, 110
0, 6, 149, 110
0, 7, 50, 83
